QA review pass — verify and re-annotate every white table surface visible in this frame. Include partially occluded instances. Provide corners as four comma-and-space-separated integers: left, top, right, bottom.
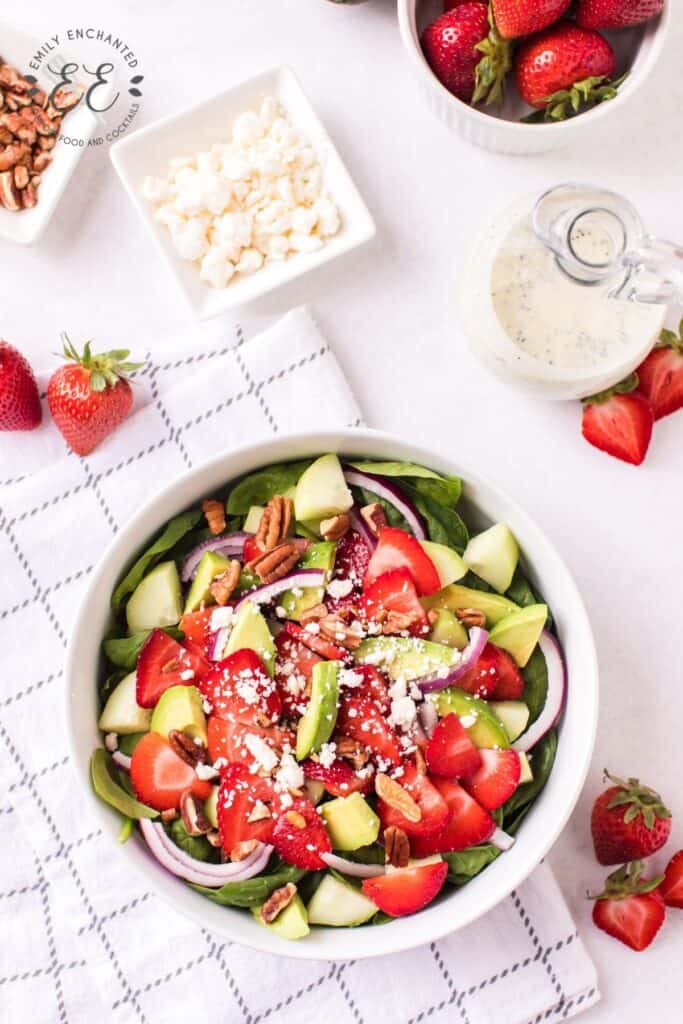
5, 1, 682, 1019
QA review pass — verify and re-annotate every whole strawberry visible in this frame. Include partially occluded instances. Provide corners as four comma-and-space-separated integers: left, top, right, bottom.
591, 771, 671, 866
0, 341, 42, 431
516, 22, 619, 120
492, 0, 572, 40
591, 860, 666, 952
47, 335, 142, 456
422, 3, 511, 106
577, 0, 664, 30
636, 322, 683, 421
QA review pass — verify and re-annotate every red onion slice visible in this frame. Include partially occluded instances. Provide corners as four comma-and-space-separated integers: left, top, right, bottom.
139, 819, 272, 887
348, 506, 377, 552
320, 852, 386, 878
207, 626, 230, 662
181, 532, 249, 582
490, 827, 515, 852
417, 627, 489, 694
343, 469, 426, 540
513, 630, 566, 753
417, 699, 439, 738
235, 569, 326, 611
111, 751, 131, 772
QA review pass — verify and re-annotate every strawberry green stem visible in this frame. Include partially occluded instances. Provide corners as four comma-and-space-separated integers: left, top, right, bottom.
60, 332, 144, 393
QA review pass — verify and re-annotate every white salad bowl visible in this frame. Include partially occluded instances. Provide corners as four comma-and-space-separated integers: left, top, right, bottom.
110, 65, 376, 319
66, 429, 598, 960
397, 0, 670, 155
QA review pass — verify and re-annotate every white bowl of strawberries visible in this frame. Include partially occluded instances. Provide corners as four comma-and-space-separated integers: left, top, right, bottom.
398, 0, 670, 154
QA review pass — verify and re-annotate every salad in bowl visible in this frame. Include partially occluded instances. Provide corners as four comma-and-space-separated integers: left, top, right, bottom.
88, 448, 570, 943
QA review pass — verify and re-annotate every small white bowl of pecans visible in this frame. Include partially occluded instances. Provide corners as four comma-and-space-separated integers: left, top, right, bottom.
0, 21, 96, 244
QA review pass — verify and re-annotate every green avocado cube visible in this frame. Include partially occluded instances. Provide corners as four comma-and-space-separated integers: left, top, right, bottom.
252, 893, 310, 940
319, 792, 380, 851
184, 550, 231, 614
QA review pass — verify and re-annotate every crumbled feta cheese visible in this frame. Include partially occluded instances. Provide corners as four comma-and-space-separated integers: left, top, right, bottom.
179, 669, 195, 681
459, 714, 477, 728
339, 668, 363, 689
326, 577, 353, 601
195, 762, 219, 781
243, 734, 278, 773
318, 742, 337, 769
275, 751, 305, 792
210, 606, 235, 631
390, 696, 417, 730
275, 605, 287, 620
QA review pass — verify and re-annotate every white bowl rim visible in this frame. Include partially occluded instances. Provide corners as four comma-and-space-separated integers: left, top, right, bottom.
397, 0, 671, 136
65, 428, 598, 960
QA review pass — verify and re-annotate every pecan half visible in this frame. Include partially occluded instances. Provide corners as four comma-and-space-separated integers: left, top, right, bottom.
299, 603, 328, 625
260, 882, 297, 924
384, 826, 410, 868
319, 612, 363, 650
360, 503, 388, 538
206, 830, 222, 848
256, 495, 293, 551
13, 164, 28, 189
382, 610, 421, 636
52, 87, 81, 113
33, 151, 52, 173
202, 498, 226, 535
375, 773, 422, 822
248, 541, 300, 584
336, 735, 370, 771
37, 134, 56, 151
455, 608, 486, 628
160, 808, 178, 823
319, 513, 351, 542
209, 560, 241, 605
0, 170, 20, 210
179, 790, 212, 836
0, 142, 29, 171
231, 839, 260, 862
168, 729, 208, 767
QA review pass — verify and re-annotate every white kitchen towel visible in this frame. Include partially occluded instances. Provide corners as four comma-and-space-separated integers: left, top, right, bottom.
0, 307, 599, 1024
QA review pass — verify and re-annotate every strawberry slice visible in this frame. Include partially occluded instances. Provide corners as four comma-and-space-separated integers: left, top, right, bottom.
199, 649, 281, 726
362, 860, 448, 917
274, 630, 321, 717
217, 763, 281, 852
661, 849, 683, 909
461, 748, 521, 810
179, 607, 214, 646
426, 713, 481, 779
410, 778, 495, 856
129, 732, 212, 811
243, 535, 263, 562
591, 861, 666, 952
302, 758, 372, 797
283, 620, 349, 662
636, 326, 683, 421
207, 716, 294, 769
353, 664, 391, 714
272, 798, 332, 869
377, 762, 450, 838
456, 643, 524, 700
359, 568, 430, 637
330, 529, 371, 600
581, 375, 653, 466
136, 629, 211, 708
365, 527, 441, 596
336, 696, 402, 766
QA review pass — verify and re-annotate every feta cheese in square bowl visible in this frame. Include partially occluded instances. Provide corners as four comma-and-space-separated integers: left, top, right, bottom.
110, 66, 376, 319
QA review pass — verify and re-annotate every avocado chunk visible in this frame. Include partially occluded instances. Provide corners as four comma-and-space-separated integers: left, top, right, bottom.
252, 893, 310, 940
204, 785, 219, 828
488, 604, 547, 667
243, 505, 265, 533
294, 454, 353, 523
150, 685, 207, 745
427, 609, 469, 650
519, 752, 533, 784
90, 749, 158, 819
98, 672, 151, 735
126, 561, 183, 633
296, 661, 340, 760
319, 792, 380, 851
463, 523, 520, 594
307, 873, 377, 926
354, 636, 457, 682
489, 700, 530, 742
430, 687, 510, 749
280, 541, 336, 621
184, 550, 231, 614
419, 540, 467, 588
422, 583, 519, 626
224, 601, 276, 675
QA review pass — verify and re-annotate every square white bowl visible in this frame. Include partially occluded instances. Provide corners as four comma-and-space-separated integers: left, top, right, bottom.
0, 20, 98, 244
110, 66, 376, 320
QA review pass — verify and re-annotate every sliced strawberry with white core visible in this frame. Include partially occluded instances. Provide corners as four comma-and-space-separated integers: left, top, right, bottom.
410, 778, 496, 855
377, 762, 450, 838
426, 713, 482, 779
462, 749, 521, 810
136, 629, 210, 708
199, 648, 281, 726
362, 860, 448, 917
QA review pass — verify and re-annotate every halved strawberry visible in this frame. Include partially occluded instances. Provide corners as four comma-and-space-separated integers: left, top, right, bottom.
207, 716, 294, 769
362, 860, 448, 917
377, 762, 450, 838
274, 630, 321, 717
136, 629, 211, 708
365, 527, 441, 596
336, 696, 402, 766
302, 758, 372, 797
353, 664, 391, 714
591, 861, 666, 952
636, 326, 683, 421
217, 762, 281, 852
582, 375, 653, 466
271, 798, 332, 869
456, 643, 524, 700
199, 649, 281, 726
129, 732, 212, 811
179, 607, 214, 646
462, 748, 521, 810
283, 620, 349, 662
243, 535, 263, 563
410, 778, 495, 855
660, 850, 683, 909
360, 568, 430, 637
426, 713, 481, 779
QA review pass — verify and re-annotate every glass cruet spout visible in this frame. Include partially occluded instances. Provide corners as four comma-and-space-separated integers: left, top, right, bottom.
532, 183, 683, 307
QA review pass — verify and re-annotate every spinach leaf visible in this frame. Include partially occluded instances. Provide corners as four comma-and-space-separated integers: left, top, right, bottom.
349, 461, 462, 506
506, 570, 553, 628
103, 626, 183, 669
522, 645, 549, 725
227, 460, 313, 515
443, 844, 500, 886
403, 482, 469, 552
297, 870, 325, 904
501, 729, 557, 835
118, 732, 146, 757
191, 865, 306, 907
111, 507, 203, 611
167, 819, 218, 863
90, 750, 158, 820
352, 486, 409, 530
341, 845, 386, 866
370, 910, 394, 926
462, 570, 495, 593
